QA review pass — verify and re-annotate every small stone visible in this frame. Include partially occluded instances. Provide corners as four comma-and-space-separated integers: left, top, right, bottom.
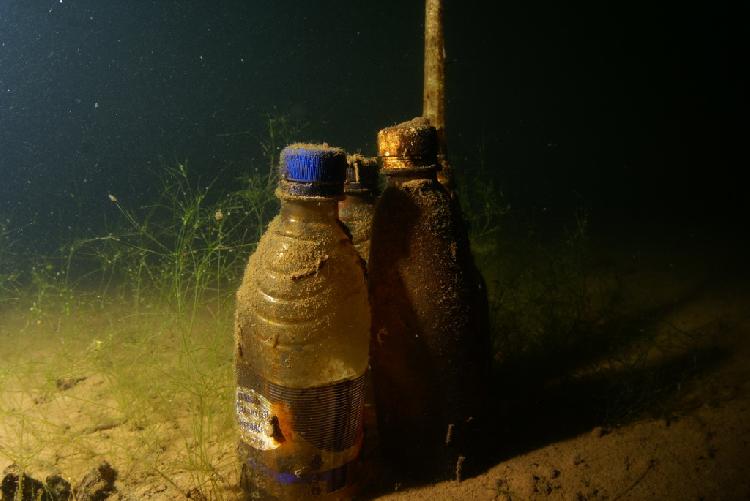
74, 461, 117, 501
1, 464, 46, 500
186, 487, 208, 500
56, 376, 87, 391
33, 393, 52, 405
591, 426, 609, 438
46, 474, 72, 500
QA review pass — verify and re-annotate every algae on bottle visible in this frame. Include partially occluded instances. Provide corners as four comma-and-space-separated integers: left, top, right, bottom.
368, 118, 490, 481
339, 155, 379, 265
235, 144, 370, 499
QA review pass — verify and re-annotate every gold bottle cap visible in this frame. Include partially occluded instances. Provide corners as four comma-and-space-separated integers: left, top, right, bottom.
377, 117, 438, 172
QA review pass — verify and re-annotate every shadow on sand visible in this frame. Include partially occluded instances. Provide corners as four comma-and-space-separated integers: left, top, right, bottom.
477, 277, 727, 477
361, 276, 732, 498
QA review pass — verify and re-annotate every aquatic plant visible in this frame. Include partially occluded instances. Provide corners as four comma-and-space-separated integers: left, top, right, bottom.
0, 113, 304, 499
84, 162, 251, 313
0, 219, 21, 304
455, 143, 510, 246
485, 209, 593, 372
0, 300, 236, 499
28, 262, 76, 322
59, 115, 302, 316
454, 140, 597, 376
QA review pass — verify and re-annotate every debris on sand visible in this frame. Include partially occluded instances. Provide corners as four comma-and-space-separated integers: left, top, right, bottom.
46, 474, 72, 500
56, 376, 87, 391
74, 461, 117, 501
1, 464, 72, 501
1, 464, 45, 500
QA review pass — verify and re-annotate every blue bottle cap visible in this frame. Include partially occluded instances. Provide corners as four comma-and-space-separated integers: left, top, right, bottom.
280, 144, 347, 197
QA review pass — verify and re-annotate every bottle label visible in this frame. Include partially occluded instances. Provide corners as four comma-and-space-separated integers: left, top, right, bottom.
236, 372, 366, 453
236, 386, 282, 451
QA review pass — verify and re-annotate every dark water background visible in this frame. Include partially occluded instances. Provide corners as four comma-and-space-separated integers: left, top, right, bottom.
0, 5, 747, 497
0, 0, 743, 257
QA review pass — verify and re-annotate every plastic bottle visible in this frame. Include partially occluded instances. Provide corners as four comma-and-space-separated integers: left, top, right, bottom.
235, 144, 370, 500
339, 155, 379, 264
368, 118, 490, 481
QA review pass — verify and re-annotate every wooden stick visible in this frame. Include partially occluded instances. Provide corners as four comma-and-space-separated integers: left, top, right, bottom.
424, 0, 454, 190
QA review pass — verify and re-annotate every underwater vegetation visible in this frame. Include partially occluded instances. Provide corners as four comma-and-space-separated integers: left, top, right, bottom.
1, 115, 737, 499
0, 116, 303, 499
0, 116, 305, 312
0, 221, 21, 304
0, 119, 516, 498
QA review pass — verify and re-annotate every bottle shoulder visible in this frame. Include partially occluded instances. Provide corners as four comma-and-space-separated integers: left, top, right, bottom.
374, 180, 463, 238
241, 215, 364, 297
369, 179, 479, 297
236, 214, 370, 386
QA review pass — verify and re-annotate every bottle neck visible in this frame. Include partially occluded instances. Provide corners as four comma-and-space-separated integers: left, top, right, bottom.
343, 189, 376, 203
385, 168, 439, 187
279, 197, 340, 222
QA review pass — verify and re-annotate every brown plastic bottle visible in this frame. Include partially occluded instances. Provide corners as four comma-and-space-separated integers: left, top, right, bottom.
368, 118, 490, 482
339, 154, 381, 474
234, 144, 370, 500
339, 155, 379, 265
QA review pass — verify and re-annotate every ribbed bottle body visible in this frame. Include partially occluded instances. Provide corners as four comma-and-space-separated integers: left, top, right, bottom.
339, 194, 375, 265
235, 199, 370, 500
368, 173, 490, 481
